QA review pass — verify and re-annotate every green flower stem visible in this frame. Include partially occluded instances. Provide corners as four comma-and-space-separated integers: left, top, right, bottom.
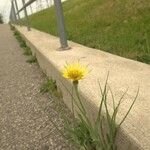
59, 79, 86, 117
71, 85, 75, 123
73, 80, 86, 115
73, 81, 94, 134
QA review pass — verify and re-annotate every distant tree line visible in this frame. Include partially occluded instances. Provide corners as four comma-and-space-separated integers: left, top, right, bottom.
0, 13, 4, 24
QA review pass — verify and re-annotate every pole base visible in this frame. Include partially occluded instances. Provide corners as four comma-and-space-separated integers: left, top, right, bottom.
56, 46, 71, 51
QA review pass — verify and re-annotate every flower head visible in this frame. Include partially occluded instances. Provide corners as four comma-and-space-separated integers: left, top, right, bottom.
62, 62, 88, 82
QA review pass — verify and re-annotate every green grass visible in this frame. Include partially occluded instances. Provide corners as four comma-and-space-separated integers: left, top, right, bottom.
40, 78, 57, 94
19, 40, 27, 48
40, 78, 62, 98
24, 0, 150, 64
23, 47, 32, 56
11, 25, 37, 65
12, 28, 32, 56
26, 55, 37, 63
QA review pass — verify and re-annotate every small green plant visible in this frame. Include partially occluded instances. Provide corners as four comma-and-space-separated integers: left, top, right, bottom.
13, 30, 25, 44
61, 62, 139, 150
12, 26, 30, 54
10, 24, 15, 31
19, 40, 27, 48
40, 78, 57, 93
13, 30, 20, 36
0, 13, 4, 24
23, 47, 32, 56
10, 24, 36, 64
15, 34, 23, 43
26, 55, 37, 63
10, 25, 24, 45
40, 78, 62, 98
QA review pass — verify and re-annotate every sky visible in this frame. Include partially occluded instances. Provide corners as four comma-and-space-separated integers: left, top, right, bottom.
0, 0, 11, 22
0, 0, 55, 23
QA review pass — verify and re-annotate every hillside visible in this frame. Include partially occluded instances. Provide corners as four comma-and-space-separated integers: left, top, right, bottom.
26, 0, 150, 64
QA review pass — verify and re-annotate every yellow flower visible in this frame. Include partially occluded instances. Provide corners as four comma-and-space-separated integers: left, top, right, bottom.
62, 62, 88, 81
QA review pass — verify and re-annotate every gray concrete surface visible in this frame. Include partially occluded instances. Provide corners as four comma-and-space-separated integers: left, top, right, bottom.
0, 24, 74, 150
15, 25, 150, 150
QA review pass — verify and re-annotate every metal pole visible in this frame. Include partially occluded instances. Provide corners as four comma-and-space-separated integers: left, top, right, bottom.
11, 10, 14, 23
54, 0, 69, 50
36, 1, 38, 12
50, 0, 53, 6
9, 5, 13, 22
10, 4, 12, 21
14, 0, 20, 20
30, 5, 33, 14
12, 1, 17, 22
17, 0, 36, 14
21, 0, 31, 31
45, 0, 49, 8
40, 0, 43, 10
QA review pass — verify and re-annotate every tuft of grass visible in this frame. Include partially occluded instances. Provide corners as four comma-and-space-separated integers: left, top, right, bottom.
23, 47, 32, 56
137, 55, 150, 64
26, 55, 37, 63
11, 25, 37, 64
10, 25, 15, 31
40, 78, 62, 98
24, 0, 150, 64
19, 40, 27, 48
40, 78, 57, 93
13, 30, 26, 45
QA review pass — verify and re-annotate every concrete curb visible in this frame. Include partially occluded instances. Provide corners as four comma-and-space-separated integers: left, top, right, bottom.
15, 25, 150, 150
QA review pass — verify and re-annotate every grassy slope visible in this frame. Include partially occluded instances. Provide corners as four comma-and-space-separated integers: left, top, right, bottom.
27, 0, 150, 64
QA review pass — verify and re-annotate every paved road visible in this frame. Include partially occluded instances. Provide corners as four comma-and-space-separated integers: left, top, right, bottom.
0, 24, 73, 150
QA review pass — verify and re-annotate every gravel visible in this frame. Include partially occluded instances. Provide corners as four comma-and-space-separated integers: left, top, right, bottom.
0, 24, 75, 150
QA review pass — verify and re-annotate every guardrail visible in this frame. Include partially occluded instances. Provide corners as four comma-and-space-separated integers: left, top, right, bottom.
10, 0, 70, 50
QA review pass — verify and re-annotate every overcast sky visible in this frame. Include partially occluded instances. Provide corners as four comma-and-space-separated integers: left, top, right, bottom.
0, 0, 11, 22
0, 0, 56, 23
